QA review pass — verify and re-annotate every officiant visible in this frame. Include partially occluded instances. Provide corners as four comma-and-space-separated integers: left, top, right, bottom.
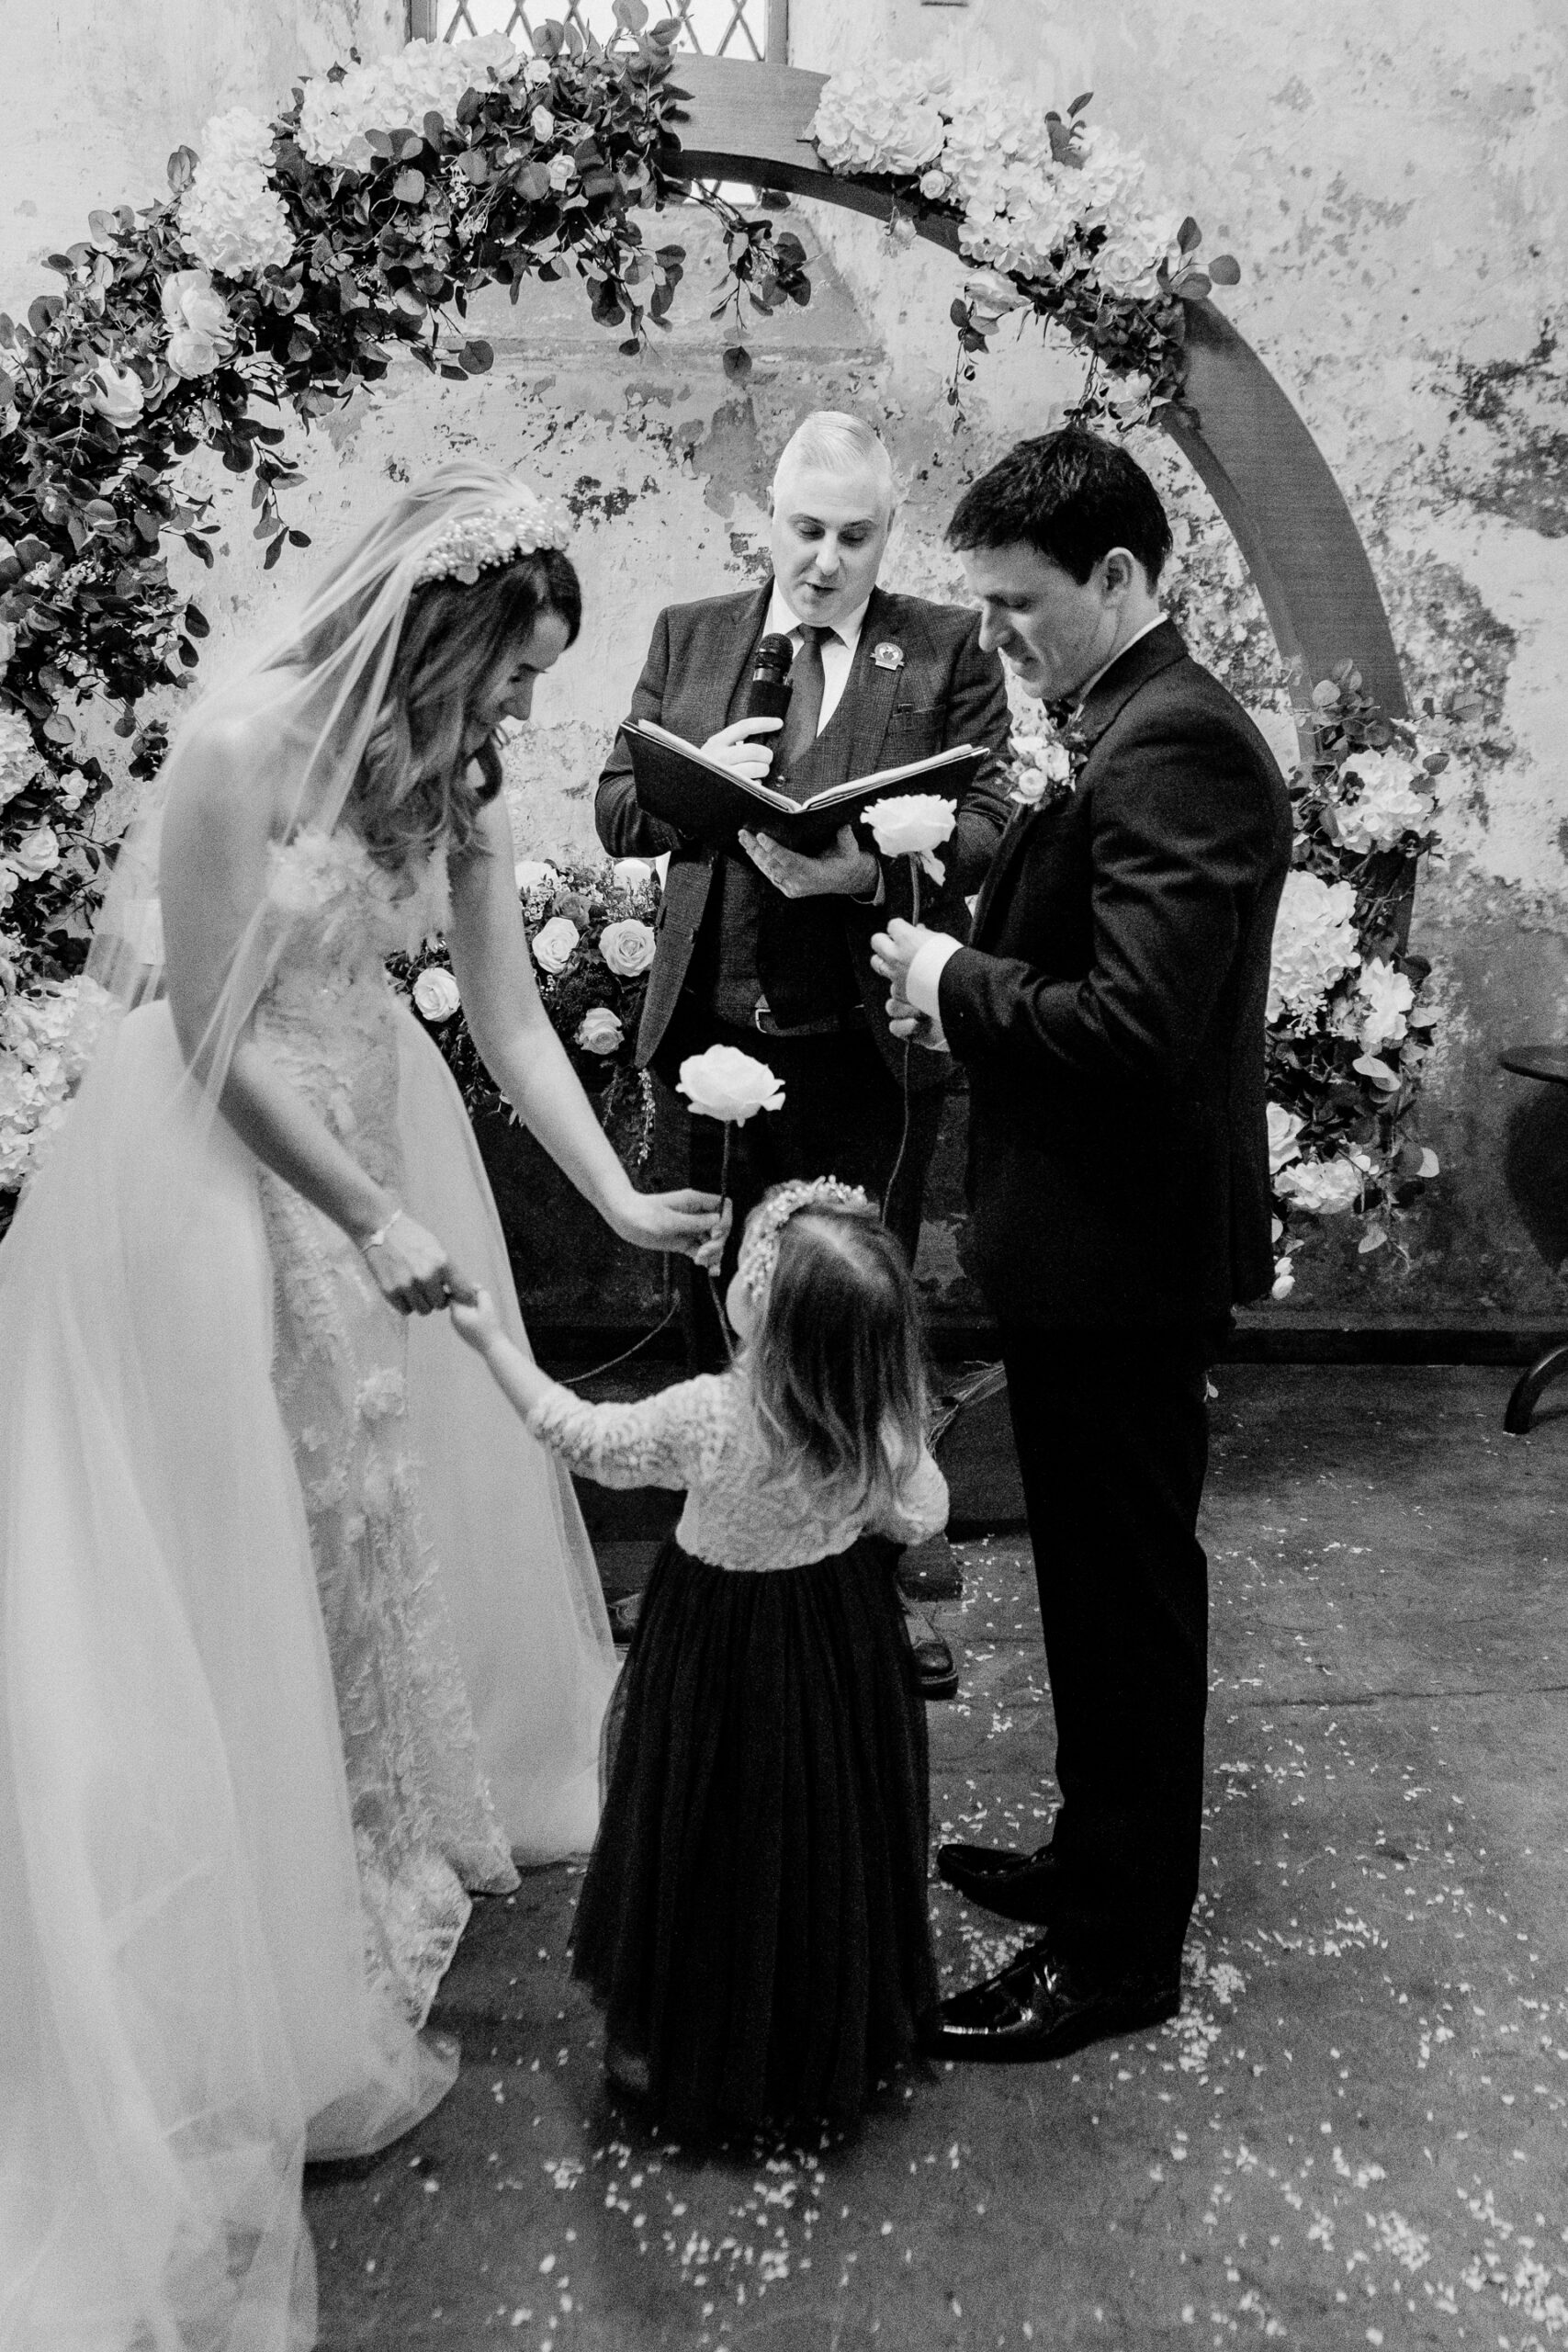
595, 411, 1012, 1368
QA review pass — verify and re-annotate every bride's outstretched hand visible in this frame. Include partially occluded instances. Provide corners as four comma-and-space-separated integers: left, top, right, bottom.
358, 1207, 478, 1316
608, 1185, 725, 1261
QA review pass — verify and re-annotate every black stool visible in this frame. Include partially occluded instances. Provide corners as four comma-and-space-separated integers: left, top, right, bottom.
1499, 1046, 1568, 1432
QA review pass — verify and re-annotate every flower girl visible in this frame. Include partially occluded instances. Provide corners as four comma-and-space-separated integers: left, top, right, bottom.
451, 1178, 946, 2134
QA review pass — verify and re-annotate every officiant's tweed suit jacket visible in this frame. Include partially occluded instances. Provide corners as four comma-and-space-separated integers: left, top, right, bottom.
939, 619, 1293, 1328
595, 579, 1012, 1084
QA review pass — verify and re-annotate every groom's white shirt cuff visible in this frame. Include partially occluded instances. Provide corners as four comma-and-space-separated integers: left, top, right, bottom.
906, 931, 964, 1029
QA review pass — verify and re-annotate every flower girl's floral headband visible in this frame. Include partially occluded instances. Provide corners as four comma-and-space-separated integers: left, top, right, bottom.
737, 1176, 875, 1304
412, 488, 573, 589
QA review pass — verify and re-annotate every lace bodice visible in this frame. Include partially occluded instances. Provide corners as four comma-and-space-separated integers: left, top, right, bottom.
526, 1368, 949, 1572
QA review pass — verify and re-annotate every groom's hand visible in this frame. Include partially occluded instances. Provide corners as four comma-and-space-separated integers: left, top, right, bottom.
872, 917, 947, 1050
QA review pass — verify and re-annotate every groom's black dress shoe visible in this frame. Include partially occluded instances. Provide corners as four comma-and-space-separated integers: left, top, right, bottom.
918, 1940, 1180, 2064
937, 1840, 1062, 1923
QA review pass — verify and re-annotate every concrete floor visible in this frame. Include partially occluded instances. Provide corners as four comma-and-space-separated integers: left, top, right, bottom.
307, 1364, 1568, 2350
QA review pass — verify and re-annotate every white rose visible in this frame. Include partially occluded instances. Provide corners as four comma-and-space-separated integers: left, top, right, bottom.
1267, 1102, 1303, 1175
1355, 956, 1415, 1053
1273, 1153, 1364, 1217
11, 826, 60, 880
162, 268, 231, 343
547, 154, 577, 193
412, 965, 461, 1022
513, 858, 559, 894
919, 168, 949, 200
524, 58, 553, 88
456, 33, 521, 79
161, 269, 233, 378
531, 915, 580, 974
677, 1044, 785, 1126
84, 361, 145, 429
575, 1006, 624, 1056
598, 917, 656, 978
612, 856, 655, 893
863, 793, 958, 881
532, 106, 556, 142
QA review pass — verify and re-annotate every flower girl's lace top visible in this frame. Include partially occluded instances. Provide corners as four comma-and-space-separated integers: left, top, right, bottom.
525, 1367, 949, 1572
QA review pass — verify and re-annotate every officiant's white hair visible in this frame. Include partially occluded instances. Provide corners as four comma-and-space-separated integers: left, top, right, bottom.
772, 412, 899, 514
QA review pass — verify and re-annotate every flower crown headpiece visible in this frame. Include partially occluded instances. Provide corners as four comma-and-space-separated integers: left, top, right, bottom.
737, 1176, 875, 1304
412, 489, 573, 589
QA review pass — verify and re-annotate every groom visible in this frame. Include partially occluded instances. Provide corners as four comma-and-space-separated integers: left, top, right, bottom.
874, 429, 1292, 2060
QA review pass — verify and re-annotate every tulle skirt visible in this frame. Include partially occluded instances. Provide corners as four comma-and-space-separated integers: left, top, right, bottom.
0, 1000, 615, 2349
571, 1536, 938, 2139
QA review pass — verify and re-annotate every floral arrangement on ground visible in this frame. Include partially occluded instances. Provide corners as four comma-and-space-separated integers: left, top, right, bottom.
388, 850, 661, 1164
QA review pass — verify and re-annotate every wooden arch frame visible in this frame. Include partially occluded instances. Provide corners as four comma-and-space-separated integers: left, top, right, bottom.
670, 57, 1408, 722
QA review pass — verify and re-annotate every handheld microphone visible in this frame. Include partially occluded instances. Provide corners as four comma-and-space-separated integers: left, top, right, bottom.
741, 632, 795, 726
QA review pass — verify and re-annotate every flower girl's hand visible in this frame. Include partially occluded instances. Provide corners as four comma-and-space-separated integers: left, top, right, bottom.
359, 1208, 476, 1317
448, 1288, 502, 1352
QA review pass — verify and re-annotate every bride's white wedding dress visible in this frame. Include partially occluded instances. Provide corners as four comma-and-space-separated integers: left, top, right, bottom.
0, 827, 617, 2348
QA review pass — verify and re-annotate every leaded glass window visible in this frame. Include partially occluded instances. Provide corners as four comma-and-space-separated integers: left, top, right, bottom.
412, 0, 781, 61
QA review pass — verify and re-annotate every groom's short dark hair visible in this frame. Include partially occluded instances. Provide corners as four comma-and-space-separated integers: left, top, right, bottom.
947, 428, 1173, 588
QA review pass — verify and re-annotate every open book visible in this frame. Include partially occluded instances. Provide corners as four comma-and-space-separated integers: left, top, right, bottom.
621, 719, 987, 856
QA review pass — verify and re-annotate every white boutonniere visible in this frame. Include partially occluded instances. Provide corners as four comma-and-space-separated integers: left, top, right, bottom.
872, 641, 905, 672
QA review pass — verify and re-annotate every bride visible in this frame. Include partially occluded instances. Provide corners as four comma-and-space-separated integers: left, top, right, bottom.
0, 465, 716, 2349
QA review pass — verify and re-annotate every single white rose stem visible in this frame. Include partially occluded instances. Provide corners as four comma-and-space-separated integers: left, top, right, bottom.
710, 1119, 738, 1363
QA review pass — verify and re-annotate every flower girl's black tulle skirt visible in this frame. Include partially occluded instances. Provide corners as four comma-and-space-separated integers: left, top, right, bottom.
570, 1534, 937, 2137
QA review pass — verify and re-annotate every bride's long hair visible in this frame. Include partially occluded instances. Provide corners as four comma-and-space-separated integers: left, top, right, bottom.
86, 460, 579, 1108
289, 535, 580, 870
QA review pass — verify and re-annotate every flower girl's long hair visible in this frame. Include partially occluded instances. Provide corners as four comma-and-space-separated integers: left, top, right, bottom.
748, 1204, 930, 1526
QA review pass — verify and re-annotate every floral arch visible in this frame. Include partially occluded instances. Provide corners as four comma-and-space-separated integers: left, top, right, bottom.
0, 20, 1441, 1268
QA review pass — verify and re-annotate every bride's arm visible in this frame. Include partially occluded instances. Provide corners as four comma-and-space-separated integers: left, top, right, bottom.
446, 797, 718, 1257
158, 715, 468, 1314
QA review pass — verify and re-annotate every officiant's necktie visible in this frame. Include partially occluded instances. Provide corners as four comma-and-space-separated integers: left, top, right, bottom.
776, 624, 830, 785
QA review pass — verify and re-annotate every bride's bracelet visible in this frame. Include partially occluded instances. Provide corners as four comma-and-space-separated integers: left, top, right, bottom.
359, 1206, 408, 1255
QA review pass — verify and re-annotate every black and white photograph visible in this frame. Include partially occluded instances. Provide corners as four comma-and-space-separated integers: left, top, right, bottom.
1, 0, 1563, 2343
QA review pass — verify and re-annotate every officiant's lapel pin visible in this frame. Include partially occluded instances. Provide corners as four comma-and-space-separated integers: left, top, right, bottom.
873, 641, 904, 671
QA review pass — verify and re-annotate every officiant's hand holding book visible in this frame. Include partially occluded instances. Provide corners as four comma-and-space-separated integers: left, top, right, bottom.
619, 718, 987, 857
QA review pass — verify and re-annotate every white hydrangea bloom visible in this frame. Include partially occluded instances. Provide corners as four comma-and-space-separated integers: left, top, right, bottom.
1355, 956, 1416, 1053
0, 708, 40, 806
810, 62, 948, 179
182, 107, 294, 278
0, 976, 113, 1193
1333, 748, 1434, 855
1273, 1152, 1365, 1216
299, 38, 523, 172
1267, 870, 1360, 1027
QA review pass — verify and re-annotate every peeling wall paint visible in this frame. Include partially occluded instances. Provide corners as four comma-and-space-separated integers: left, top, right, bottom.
5, 0, 1566, 1326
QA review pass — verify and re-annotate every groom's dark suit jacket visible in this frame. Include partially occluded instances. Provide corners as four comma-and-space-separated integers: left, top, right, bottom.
596, 579, 1012, 1084
938, 619, 1292, 1328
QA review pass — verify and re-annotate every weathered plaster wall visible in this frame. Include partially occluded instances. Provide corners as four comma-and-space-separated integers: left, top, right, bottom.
784, 0, 1568, 1327
5, 0, 1565, 1329
0, 0, 403, 320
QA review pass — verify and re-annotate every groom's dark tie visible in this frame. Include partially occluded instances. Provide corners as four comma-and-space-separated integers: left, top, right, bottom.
776, 624, 829, 786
